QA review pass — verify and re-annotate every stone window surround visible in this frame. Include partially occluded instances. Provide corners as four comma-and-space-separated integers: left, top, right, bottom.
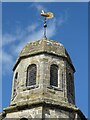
14, 60, 64, 92
25, 62, 39, 90
23, 60, 64, 92
48, 62, 64, 92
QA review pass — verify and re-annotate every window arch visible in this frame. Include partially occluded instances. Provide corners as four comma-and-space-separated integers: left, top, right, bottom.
50, 64, 58, 87
26, 64, 37, 86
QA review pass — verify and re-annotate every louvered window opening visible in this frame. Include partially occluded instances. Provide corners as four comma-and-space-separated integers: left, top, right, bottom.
69, 73, 74, 96
15, 72, 18, 79
26, 64, 36, 86
67, 72, 74, 98
50, 64, 58, 87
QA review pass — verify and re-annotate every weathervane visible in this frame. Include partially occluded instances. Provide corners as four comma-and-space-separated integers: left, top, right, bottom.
41, 10, 54, 39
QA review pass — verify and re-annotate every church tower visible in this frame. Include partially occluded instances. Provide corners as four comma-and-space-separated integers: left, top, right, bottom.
1, 11, 86, 120
1, 38, 86, 119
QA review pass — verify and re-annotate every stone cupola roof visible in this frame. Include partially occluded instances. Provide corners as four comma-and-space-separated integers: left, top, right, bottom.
13, 39, 75, 72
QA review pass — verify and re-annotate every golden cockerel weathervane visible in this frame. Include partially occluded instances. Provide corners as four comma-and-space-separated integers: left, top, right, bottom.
41, 10, 54, 39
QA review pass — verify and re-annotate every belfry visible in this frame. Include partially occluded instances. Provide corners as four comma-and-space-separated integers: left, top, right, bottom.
1, 11, 86, 119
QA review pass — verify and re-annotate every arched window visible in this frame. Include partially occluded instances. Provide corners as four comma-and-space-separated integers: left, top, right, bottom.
67, 72, 74, 103
50, 64, 58, 87
26, 64, 37, 86
15, 72, 18, 79
13, 72, 18, 99
69, 73, 74, 96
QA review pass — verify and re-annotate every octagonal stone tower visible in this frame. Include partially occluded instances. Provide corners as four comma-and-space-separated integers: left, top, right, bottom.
2, 39, 86, 119
11, 39, 75, 105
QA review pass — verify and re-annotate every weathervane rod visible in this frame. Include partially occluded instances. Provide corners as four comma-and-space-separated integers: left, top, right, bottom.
44, 17, 47, 39
41, 10, 54, 39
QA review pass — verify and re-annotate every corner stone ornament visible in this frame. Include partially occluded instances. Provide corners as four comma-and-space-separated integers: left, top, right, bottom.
41, 10, 54, 39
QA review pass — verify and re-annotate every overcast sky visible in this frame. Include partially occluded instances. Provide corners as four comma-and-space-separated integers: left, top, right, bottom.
1, 2, 88, 118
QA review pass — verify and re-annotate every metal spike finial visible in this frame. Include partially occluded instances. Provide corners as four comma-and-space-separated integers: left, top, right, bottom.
41, 10, 54, 39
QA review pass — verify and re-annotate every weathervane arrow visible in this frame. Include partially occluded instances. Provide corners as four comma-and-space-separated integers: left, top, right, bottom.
41, 10, 54, 39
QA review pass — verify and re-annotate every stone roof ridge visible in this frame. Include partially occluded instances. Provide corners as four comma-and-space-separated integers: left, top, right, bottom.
23, 39, 63, 47
43, 39, 63, 46
19, 39, 64, 56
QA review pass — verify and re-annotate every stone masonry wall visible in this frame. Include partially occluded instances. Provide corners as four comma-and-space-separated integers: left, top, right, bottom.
11, 53, 73, 105
5, 106, 42, 119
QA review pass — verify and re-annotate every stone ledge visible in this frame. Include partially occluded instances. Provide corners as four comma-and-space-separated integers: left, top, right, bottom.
3, 98, 87, 119
4, 98, 78, 113
47, 86, 63, 91
23, 85, 39, 91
